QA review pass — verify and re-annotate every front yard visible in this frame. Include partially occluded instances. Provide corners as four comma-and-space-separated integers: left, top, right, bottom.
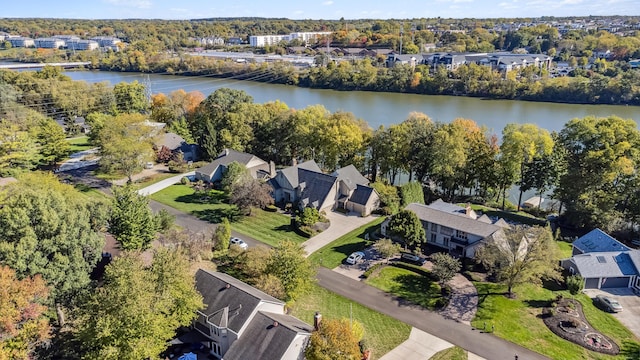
291, 283, 411, 360
471, 282, 640, 360
150, 184, 307, 246
308, 218, 385, 268
365, 265, 444, 310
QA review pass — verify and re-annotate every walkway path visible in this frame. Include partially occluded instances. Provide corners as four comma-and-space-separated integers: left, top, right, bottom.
423, 261, 479, 325
380, 328, 454, 360
301, 211, 380, 256
137, 171, 195, 196
317, 268, 549, 360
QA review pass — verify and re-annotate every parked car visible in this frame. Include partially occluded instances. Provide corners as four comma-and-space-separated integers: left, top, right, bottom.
400, 252, 426, 265
346, 251, 365, 265
596, 295, 623, 313
230, 237, 248, 250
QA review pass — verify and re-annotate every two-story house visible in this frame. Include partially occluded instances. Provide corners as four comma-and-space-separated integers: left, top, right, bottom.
381, 200, 509, 258
195, 149, 273, 183
192, 269, 313, 359
269, 160, 379, 216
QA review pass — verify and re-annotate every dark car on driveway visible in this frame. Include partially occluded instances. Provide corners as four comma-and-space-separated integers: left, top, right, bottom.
400, 252, 427, 265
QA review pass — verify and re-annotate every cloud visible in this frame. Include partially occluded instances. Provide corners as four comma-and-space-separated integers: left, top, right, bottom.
103, 0, 151, 9
322, 0, 334, 5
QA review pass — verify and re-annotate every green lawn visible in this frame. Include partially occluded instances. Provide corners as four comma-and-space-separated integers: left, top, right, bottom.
366, 265, 443, 310
308, 217, 385, 268
150, 184, 306, 246
133, 172, 178, 189
557, 240, 573, 259
291, 283, 411, 360
471, 282, 640, 360
466, 204, 547, 226
74, 183, 109, 200
66, 136, 93, 153
430, 346, 467, 360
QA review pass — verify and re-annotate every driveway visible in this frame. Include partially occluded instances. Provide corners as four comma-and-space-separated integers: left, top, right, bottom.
380, 327, 453, 360
137, 171, 195, 196
583, 288, 640, 339
302, 211, 380, 256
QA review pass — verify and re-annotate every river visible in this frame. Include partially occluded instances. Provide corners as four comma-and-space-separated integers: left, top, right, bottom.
61, 70, 639, 134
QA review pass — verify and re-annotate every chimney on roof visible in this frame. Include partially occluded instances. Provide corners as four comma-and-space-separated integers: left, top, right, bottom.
314, 312, 322, 331
465, 203, 472, 216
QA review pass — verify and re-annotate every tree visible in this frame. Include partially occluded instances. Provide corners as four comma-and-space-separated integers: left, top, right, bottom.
213, 218, 231, 252
155, 145, 173, 163
229, 178, 273, 215
73, 251, 203, 360
113, 80, 148, 114
109, 185, 157, 250
305, 318, 362, 360
431, 253, 461, 286
566, 275, 584, 295
221, 161, 249, 193
0, 266, 50, 360
388, 210, 426, 250
373, 238, 401, 263
36, 118, 69, 167
0, 173, 104, 306
265, 240, 315, 301
399, 181, 424, 206
370, 181, 400, 215
296, 207, 320, 227
0, 120, 39, 176
475, 225, 560, 297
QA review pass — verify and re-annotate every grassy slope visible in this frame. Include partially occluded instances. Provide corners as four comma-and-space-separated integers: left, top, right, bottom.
291, 284, 411, 360
365, 266, 442, 310
430, 346, 467, 360
66, 136, 93, 153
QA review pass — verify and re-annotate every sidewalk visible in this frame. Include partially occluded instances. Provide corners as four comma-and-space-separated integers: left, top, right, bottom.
302, 211, 380, 256
137, 171, 195, 196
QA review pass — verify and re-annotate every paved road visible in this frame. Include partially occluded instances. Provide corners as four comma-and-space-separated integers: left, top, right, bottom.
317, 268, 550, 360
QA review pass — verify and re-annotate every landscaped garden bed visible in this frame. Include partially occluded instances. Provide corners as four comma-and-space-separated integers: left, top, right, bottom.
542, 297, 619, 355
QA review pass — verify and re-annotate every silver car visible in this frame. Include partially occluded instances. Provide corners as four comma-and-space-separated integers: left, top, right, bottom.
596, 295, 623, 313
230, 237, 248, 250
346, 251, 365, 265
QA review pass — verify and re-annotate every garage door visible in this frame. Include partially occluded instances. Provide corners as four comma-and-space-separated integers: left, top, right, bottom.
584, 278, 600, 289
601, 277, 630, 288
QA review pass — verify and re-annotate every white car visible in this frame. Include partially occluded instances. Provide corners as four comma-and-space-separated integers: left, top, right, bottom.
230, 237, 248, 250
346, 251, 365, 265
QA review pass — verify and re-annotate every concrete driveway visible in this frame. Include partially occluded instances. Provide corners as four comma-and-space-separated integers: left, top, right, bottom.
380, 328, 453, 360
302, 211, 380, 256
583, 288, 640, 338
137, 170, 195, 196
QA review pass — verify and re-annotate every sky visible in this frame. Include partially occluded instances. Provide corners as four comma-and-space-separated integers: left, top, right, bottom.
2, 0, 639, 20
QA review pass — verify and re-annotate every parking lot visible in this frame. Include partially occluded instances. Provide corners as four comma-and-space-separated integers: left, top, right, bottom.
583, 288, 640, 338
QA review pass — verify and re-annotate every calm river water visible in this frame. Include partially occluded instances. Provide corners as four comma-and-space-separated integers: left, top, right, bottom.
62, 70, 639, 134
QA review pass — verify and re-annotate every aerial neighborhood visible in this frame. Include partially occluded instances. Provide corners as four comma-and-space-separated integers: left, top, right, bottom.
1, 10, 640, 360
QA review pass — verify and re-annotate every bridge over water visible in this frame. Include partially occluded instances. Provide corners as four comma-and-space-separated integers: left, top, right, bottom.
0, 61, 91, 69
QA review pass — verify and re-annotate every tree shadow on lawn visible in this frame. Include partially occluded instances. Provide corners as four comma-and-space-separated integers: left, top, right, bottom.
389, 273, 441, 309
621, 341, 640, 360
192, 207, 243, 223
176, 191, 228, 205
525, 299, 553, 309
333, 241, 370, 260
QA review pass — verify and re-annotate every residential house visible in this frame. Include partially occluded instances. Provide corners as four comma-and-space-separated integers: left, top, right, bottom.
191, 269, 313, 359
269, 161, 380, 216
381, 199, 509, 257
195, 149, 272, 183
155, 132, 199, 162
386, 53, 418, 68
561, 229, 640, 290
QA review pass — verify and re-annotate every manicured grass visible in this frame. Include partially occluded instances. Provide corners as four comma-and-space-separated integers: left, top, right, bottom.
365, 265, 443, 310
291, 283, 411, 360
471, 282, 639, 360
133, 172, 178, 189
66, 136, 93, 153
430, 346, 467, 360
308, 217, 385, 268
557, 240, 573, 259
150, 184, 306, 246
74, 183, 109, 200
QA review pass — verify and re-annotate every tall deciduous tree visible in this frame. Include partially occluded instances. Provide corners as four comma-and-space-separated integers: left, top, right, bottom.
73, 250, 203, 360
265, 240, 314, 301
109, 185, 157, 250
229, 178, 273, 215
475, 225, 560, 297
0, 266, 50, 360
213, 218, 231, 252
305, 318, 363, 360
388, 210, 426, 250
221, 161, 249, 193
374, 238, 402, 263
0, 120, 39, 176
113, 80, 148, 114
37, 118, 69, 167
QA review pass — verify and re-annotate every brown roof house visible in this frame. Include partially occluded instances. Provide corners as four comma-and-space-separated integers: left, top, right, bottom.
190, 269, 313, 359
381, 199, 509, 258
269, 160, 379, 216
155, 132, 199, 162
195, 149, 273, 183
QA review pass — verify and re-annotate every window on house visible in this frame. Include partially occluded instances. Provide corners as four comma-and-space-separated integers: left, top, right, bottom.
440, 226, 453, 236
430, 222, 438, 232
213, 343, 221, 356
443, 237, 450, 248
456, 230, 468, 240
430, 233, 437, 243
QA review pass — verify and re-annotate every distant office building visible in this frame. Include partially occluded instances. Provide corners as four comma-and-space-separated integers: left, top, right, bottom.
35, 38, 66, 49
53, 35, 80, 41
90, 36, 122, 47
194, 36, 224, 46
249, 31, 331, 47
288, 31, 331, 43
227, 37, 243, 45
7, 37, 35, 48
67, 39, 99, 51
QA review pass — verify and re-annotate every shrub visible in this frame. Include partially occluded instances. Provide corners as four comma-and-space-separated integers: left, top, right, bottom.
566, 274, 584, 295
296, 225, 315, 238
154, 209, 175, 233
362, 263, 385, 279
180, 176, 190, 185
296, 207, 320, 227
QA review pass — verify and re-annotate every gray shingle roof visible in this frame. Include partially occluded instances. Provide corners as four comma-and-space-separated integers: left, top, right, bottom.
196, 149, 266, 178
224, 311, 312, 360
298, 168, 337, 209
195, 270, 283, 334
573, 228, 630, 254
406, 202, 502, 238
332, 164, 369, 190
569, 252, 639, 278
279, 160, 322, 188
350, 184, 375, 205
157, 132, 186, 151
